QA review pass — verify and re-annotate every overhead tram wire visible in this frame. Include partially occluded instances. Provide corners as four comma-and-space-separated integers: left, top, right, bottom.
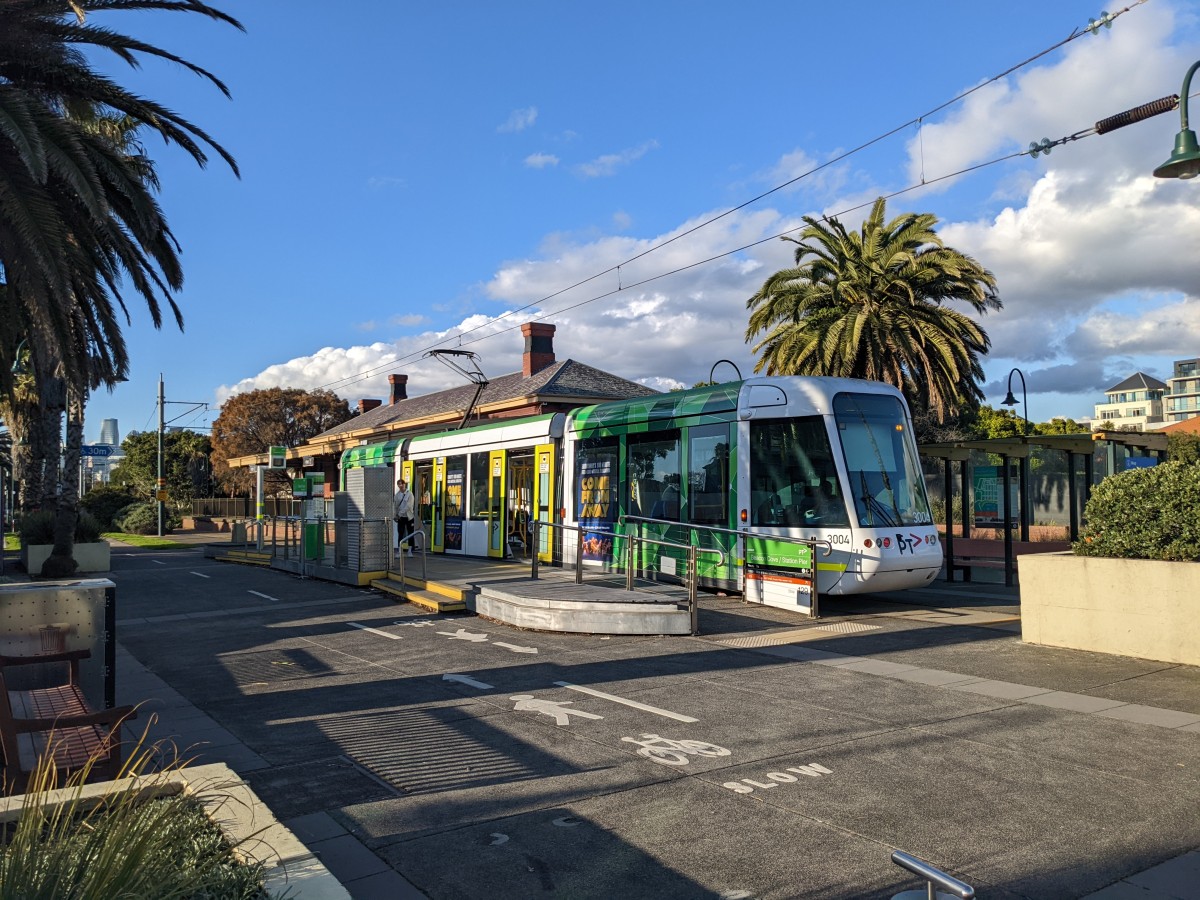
308, 1, 1152, 396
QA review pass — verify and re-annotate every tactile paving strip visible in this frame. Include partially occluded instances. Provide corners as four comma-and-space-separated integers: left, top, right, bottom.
714, 622, 881, 648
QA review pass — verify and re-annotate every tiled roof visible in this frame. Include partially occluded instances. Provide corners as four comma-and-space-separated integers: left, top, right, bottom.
313, 359, 658, 440
1105, 372, 1168, 393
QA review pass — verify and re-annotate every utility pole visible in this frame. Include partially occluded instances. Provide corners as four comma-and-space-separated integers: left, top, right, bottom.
156, 375, 209, 538
158, 375, 165, 536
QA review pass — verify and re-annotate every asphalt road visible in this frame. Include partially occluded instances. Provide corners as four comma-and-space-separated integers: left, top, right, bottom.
107, 543, 1200, 899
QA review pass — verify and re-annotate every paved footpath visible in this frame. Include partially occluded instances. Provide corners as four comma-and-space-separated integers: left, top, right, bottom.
106, 541, 1200, 899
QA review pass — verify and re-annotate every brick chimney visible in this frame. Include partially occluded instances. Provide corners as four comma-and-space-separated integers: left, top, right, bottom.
358, 398, 382, 414
388, 374, 408, 405
521, 322, 556, 377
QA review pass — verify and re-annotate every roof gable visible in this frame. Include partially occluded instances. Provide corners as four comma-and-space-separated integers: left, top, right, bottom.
1105, 372, 1168, 393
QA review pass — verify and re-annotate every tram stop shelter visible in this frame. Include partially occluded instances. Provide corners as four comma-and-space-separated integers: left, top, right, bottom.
919, 430, 1168, 586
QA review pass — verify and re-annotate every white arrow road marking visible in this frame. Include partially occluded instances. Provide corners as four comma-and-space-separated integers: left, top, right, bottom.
438, 629, 488, 642
248, 590, 280, 602
494, 642, 538, 654
510, 695, 603, 726
551, 817, 581, 828
348, 622, 402, 641
489, 833, 509, 846
190, 571, 211, 579
443, 673, 494, 689
553, 681, 698, 723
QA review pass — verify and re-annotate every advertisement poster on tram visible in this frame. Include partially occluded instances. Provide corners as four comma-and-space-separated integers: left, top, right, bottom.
444, 470, 463, 550
578, 458, 615, 563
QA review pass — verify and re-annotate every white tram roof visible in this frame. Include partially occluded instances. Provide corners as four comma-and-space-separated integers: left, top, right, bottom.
406, 413, 565, 458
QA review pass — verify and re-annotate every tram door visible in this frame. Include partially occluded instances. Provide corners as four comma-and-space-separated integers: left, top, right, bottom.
507, 452, 534, 559
533, 443, 555, 563
486, 450, 507, 558
430, 457, 446, 553
413, 460, 434, 552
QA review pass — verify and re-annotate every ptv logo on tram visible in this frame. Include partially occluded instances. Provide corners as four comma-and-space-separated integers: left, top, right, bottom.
889, 533, 929, 555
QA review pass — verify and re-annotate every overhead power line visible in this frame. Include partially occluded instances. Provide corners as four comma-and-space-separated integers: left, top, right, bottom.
310, 2, 1152, 397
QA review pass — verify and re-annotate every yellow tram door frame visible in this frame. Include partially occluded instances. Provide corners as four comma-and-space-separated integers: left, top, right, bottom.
533, 443, 555, 563
431, 456, 446, 553
487, 449, 507, 558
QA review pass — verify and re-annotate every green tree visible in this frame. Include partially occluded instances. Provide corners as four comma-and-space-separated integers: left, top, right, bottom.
210, 388, 353, 496
1168, 431, 1200, 465
745, 197, 1001, 423
111, 430, 211, 514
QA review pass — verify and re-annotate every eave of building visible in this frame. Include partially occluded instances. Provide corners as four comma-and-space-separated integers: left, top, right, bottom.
222, 391, 604, 470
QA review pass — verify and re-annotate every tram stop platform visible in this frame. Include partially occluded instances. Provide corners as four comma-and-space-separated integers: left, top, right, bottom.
208, 545, 698, 635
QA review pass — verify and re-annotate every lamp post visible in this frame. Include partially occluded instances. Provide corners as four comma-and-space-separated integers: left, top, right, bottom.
1154, 60, 1200, 179
1000, 368, 1029, 435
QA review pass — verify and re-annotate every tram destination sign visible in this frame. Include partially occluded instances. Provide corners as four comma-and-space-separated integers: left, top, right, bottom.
81, 445, 114, 458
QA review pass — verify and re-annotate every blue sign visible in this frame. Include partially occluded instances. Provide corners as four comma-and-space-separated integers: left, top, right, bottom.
1124, 457, 1158, 470
81, 445, 114, 458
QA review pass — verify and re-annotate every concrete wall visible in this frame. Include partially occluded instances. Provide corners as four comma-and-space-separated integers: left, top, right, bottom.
1020, 552, 1199, 665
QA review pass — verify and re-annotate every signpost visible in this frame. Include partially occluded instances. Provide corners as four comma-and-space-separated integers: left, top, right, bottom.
81, 445, 114, 458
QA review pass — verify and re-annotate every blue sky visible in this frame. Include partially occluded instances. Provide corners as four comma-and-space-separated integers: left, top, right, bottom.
85, 0, 1200, 443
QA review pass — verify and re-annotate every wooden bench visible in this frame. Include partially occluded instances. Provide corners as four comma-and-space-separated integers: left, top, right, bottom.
0, 649, 137, 794
945, 538, 1072, 581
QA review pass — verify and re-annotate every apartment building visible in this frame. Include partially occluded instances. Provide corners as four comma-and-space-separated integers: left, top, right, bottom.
1165, 357, 1200, 423
1093, 372, 1167, 430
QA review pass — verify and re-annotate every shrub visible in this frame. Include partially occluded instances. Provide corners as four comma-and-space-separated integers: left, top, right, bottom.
1074, 460, 1200, 561
113, 501, 178, 535
81, 486, 139, 531
17, 510, 103, 546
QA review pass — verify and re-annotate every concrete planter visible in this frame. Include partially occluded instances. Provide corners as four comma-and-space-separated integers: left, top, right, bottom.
1020, 551, 1200, 665
21, 541, 111, 574
0, 763, 349, 899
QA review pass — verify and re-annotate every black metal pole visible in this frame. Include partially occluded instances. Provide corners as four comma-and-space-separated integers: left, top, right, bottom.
1002, 455, 1014, 587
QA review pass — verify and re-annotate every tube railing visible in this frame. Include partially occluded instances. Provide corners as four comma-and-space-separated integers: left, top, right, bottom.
390, 526, 427, 581
890, 851, 974, 899
623, 515, 831, 618
529, 520, 723, 635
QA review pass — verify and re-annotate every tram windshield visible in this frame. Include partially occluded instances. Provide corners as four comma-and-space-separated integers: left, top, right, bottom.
748, 418, 850, 528
833, 392, 932, 527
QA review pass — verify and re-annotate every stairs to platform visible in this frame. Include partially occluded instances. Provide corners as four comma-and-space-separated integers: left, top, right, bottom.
215, 549, 272, 567
371, 572, 469, 614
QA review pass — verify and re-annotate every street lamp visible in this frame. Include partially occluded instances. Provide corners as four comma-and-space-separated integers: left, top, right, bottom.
1001, 367, 1029, 435
1154, 60, 1200, 180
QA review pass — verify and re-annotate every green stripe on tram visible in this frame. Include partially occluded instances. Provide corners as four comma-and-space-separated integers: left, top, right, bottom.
574, 383, 742, 431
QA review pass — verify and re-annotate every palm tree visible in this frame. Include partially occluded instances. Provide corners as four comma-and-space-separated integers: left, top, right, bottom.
745, 197, 1001, 423
0, 1, 242, 574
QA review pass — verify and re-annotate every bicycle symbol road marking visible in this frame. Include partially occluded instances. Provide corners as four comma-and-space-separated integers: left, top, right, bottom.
621, 733, 731, 766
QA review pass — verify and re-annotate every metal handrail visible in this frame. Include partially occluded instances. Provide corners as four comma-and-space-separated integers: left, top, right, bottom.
529, 520, 723, 635
890, 851, 975, 899
623, 514, 831, 618
392, 526, 427, 581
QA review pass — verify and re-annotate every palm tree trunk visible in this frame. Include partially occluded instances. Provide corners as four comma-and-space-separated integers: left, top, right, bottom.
46, 378, 85, 576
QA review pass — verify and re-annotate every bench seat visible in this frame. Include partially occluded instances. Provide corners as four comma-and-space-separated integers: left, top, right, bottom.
1, 650, 136, 794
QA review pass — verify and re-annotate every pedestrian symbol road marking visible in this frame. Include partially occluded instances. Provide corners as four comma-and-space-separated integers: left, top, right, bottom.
443, 673, 493, 689
494, 641, 537, 654
554, 681, 697, 722
438, 628, 488, 642
348, 622, 402, 641
510, 695, 603, 726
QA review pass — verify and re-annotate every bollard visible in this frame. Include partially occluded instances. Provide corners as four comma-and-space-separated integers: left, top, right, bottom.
531, 519, 540, 580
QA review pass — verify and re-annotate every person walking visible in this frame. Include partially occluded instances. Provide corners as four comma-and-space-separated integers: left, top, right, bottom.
394, 478, 416, 556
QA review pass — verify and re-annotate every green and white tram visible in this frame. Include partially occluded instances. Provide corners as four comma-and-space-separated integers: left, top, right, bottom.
562, 376, 941, 602
340, 376, 941, 608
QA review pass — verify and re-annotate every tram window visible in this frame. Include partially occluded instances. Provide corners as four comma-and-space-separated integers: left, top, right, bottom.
833, 392, 932, 527
628, 433, 681, 521
688, 424, 729, 525
749, 419, 848, 527
468, 451, 489, 519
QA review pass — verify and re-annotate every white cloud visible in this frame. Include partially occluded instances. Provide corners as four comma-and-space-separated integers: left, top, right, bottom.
575, 140, 659, 178
524, 152, 559, 169
498, 106, 538, 133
